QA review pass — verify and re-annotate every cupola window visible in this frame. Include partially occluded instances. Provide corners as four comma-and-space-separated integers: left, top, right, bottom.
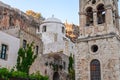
62, 26, 65, 33
42, 25, 47, 32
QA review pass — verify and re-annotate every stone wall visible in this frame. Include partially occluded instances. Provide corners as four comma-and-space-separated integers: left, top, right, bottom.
75, 35, 120, 80
0, 5, 40, 32
19, 29, 43, 56
30, 52, 69, 80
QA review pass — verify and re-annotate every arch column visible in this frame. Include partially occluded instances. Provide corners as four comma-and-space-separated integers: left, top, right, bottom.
79, 12, 86, 36
93, 10, 97, 26
105, 5, 114, 33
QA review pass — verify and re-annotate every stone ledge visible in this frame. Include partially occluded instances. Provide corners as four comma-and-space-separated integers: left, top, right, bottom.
76, 32, 120, 43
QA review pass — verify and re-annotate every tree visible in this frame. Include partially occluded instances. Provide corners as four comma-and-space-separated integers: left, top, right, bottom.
16, 42, 37, 74
26, 10, 41, 19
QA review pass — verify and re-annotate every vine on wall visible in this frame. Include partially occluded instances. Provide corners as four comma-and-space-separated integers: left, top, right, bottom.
68, 55, 75, 80
16, 42, 37, 74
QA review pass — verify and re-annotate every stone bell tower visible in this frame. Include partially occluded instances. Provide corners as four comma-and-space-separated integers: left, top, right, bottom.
75, 0, 120, 80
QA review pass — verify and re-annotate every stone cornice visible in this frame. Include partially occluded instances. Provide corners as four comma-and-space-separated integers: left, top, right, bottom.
79, 12, 86, 15
20, 28, 41, 41
76, 32, 120, 43
105, 4, 113, 10
41, 21, 64, 25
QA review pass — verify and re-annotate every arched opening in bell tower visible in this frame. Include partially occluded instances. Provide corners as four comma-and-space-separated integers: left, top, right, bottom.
97, 4, 105, 24
86, 7, 93, 26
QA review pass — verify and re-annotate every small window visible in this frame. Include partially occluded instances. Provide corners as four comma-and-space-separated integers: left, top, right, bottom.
63, 62, 66, 70
0, 44, 8, 59
36, 46, 39, 55
42, 26, 47, 32
37, 26, 40, 32
62, 27, 65, 33
45, 69, 47, 75
9, 16, 14, 26
23, 40, 27, 49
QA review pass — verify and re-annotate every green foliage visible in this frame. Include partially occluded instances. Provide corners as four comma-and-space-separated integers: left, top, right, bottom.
68, 55, 74, 72
16, 42, 37, 74
11, 71, 28, 78
0, 68, 48, 80
68, 55, 75, 80
52, 64, 59, 71
29, 71, 49, 80
0, 68, 10, 80
0, 42, 49, 80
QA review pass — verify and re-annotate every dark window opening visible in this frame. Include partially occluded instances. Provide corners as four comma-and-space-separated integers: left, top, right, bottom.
62, 27, 65, 33
92, 0, 96, 4
90, 59, 101, 80
97, 4, 105, 24
0, 44, 7, 59
63, 62, 66, 70
9, 16, 14, 26
86, 7, 93, 26
36, 46, 39, 55
45, 69, 47, 75
23, 40, 27, 49
37, 26, 40, 32
91, 45, 98, 52
53, 72, 60, 80
42, 26, 46, 32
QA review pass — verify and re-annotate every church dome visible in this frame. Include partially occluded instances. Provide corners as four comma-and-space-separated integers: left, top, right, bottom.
43, 16, 62, 23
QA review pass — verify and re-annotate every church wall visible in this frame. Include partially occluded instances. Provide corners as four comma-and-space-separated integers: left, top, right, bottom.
75, 36, 120, 80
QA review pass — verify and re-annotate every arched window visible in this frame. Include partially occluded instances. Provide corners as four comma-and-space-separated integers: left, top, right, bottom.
53, 72, 60, 80
90, 59, 101, 80
97, 4, 105, 24
86, 7, 93, 26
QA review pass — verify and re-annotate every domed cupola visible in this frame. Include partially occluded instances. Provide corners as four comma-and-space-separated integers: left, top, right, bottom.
38, 16, 65, 44
43, 16, 62, 23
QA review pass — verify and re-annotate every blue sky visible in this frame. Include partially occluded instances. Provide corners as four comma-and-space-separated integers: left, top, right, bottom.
0, 0, 120, 25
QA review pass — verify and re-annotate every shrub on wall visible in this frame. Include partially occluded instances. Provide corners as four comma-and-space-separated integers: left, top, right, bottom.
0, 68, 48, 80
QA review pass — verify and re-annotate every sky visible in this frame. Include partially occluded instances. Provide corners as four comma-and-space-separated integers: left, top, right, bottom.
0, 0, 120, 25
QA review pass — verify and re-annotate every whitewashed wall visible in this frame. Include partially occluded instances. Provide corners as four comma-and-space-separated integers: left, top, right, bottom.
0, 31, 20, 69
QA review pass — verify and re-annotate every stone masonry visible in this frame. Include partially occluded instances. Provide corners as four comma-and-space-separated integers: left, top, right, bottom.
75, 0, 120, 80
